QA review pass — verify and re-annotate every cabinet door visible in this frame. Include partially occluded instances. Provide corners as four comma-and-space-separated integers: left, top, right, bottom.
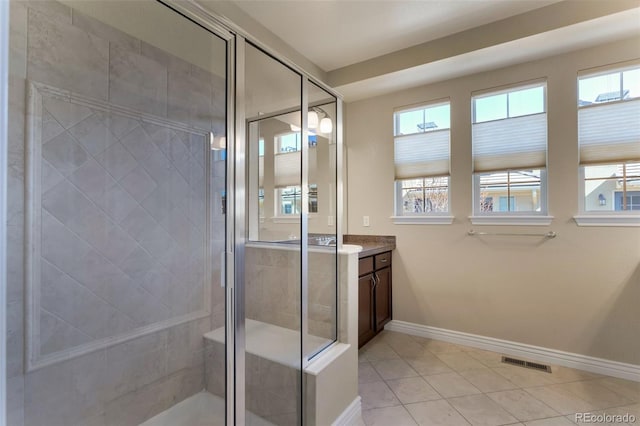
374, 267, 392, 330
358, 274, 375, 348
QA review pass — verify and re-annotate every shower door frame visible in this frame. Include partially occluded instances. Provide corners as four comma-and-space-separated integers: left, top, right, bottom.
0, 0, 8, 424
144, 1, 241, 424
0, 0, 344, 424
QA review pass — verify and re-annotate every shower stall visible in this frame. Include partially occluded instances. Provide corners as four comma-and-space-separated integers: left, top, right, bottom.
4, 0, 349, 425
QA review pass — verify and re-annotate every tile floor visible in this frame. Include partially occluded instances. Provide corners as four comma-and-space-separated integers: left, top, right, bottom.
359, 330, 640, 426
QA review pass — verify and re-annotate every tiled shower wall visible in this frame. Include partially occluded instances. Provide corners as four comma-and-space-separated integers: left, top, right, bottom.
7, 1, 226, 425
245, 245, 336, 339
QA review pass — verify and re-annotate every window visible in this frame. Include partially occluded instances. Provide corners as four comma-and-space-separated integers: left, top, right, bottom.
472, 83, 548, 220
577, 66, 640, 220
277, 184, 318, 215
478, 170, 542, 212
393, 101, 451, 221
276, 132, 317, 153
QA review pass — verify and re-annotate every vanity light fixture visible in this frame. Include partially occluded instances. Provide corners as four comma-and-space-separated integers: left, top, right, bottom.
319, 116, 332, 133
288, 108, 332, 134
308, 110, 319, 129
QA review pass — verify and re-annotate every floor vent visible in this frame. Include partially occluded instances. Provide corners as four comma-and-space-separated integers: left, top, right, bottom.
501, 356, 552, 373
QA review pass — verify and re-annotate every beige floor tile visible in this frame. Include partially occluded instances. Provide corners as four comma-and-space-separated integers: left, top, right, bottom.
422, 340, 466, 354
359, 380, 401, 410
524, 417, 576, 426
405, 399, 471, 426
394, 341, 435, 358
524, 385, 596, 415
545, 366, 603, 384
404, 354, 454, 376
360, 341, 400, 362
552, 381, 633, 410
423, 372, 482, 398
466, 350, 506, 368
487, 389, 559, 421
613, 402, 640, 417
379, 330, 418, 346
359, 362, 383, 384
362, 405, 418, 426
594, 377, 640, 403
448, 394, 519, 426
386, 376, 441, 404
493, 366, 555, 388
379, 331, 432, 357
459, 369, 519, 393
436, 352, 488, 372
373, 358, 419, 380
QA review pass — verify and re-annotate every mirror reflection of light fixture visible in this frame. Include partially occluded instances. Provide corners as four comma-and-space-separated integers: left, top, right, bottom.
209, 132, 226, 150
319, 116, 332, 133
598, 193, 606, 206
308, 110, 319, 129
288, 108, 333, 134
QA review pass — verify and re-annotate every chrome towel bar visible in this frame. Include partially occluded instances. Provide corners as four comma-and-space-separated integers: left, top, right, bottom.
468, 229, 557, 238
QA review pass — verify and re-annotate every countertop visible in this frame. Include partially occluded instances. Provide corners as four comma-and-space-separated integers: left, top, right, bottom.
343, 235, 396, 258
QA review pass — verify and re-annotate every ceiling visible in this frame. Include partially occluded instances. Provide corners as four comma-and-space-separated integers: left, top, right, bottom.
230, 0, 640, 101
233, 0, 560, 72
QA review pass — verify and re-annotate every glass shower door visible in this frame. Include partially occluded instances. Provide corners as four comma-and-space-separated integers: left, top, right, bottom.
6, 1, 231, 424
240, 41, 304, 426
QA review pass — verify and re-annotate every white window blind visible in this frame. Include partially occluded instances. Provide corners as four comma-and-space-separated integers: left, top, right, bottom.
273, 149, 317, 187
394, 129, 450, 179
472, 112, 547, 173
578, 99, 640, 165
274, 151, 299, 187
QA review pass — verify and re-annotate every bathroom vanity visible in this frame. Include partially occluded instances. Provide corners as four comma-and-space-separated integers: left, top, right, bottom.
343, 235, 396, 348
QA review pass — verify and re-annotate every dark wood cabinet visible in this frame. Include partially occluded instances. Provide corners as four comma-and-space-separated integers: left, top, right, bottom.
358, 251, 392, 348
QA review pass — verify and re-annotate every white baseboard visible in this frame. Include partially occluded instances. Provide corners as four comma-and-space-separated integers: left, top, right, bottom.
385, 320, 640, 382
332, 396, 362, 426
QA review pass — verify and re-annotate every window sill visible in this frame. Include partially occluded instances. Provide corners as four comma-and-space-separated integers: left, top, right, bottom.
469, 215, 553, 226
271, 215, 317, 224
391, 215, 454, 225
573, 215, 640, 227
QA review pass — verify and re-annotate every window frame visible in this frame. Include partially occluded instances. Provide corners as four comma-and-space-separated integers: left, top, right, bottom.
472, 169, 548, 216
574, 64, 640, 226
274, 184, 319, 218
392, 100, 453, 224
470, 81, 551, 224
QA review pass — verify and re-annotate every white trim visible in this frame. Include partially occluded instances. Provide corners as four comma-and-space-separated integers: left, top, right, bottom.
271, 214, 318, 224
573, 215, 640, 227
391, 215, 454, 225
469, 215, 554, 226
332, 396, 362, 426
385, 320, 640, 382
0, 0, 9, 422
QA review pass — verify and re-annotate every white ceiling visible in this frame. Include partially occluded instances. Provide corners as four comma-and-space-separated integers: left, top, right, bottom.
233, 0, 560, 71
230, 0, 640, 101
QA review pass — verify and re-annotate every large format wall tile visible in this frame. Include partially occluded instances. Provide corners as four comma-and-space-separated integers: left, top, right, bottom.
27, 9, 109, 99
13, 2, 227, 424
109, 44, 167, 117
27, 83, 214, 369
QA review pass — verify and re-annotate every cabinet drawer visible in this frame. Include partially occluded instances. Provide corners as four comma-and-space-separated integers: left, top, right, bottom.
374, 252, 391, 269
358, 256, 374, 275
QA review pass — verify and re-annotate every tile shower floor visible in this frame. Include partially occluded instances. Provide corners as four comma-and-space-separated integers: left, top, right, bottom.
359, 330, 640, 426
140, 392, 276, 426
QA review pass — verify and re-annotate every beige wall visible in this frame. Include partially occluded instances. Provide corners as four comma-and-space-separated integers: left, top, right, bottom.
344, 37, 640, 365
